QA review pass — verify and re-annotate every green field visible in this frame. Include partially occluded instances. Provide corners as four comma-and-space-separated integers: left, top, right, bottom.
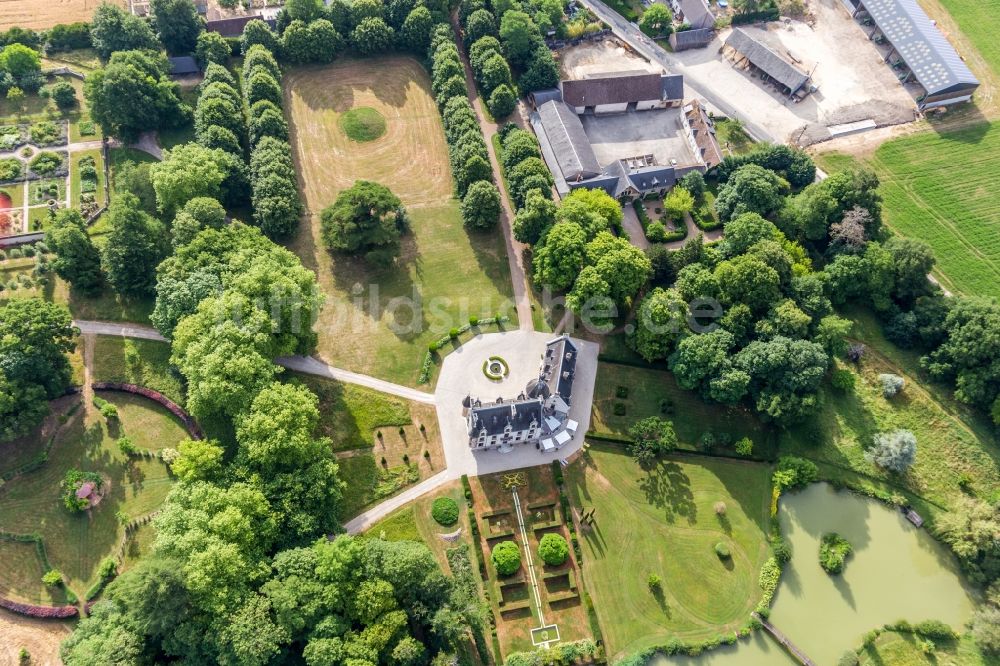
0, 391, 186, 599
591, 362, 776, 456
865, 122, 1000, 299
565, 445, 772, 660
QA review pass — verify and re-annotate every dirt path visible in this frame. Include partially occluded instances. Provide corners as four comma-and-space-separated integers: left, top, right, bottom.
81, 333, 95, 417
450, 18, 534, 332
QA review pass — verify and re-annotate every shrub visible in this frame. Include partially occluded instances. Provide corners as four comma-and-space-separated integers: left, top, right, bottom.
914, 620, 956, 640
29, 121, 62, 145
29, 151, 63, 176
538, 533, 569, 566
831, 368, 856, 392
647, 573, 661, 591
645, 220, 668, 242
449, 327, 459, 338
613, 402, 626, 416
431, 497, 460, 526
837, 652, 860, 666
117, 436, 137, 455
714, 501, 727, 515
771, 536, 792, 563
819, 532, 853, 574
879, 373, 905, 398
97, 557, 117, 580
491, 540, 521, 576
715, 542, 731, 559
615, 385, 629, 399
734, 437, 753, 456
47, 81, 77, 110
866, 429, 917, 473
0, 158, 22, 181
41, 569, 62, 586
773, 456, 818, 490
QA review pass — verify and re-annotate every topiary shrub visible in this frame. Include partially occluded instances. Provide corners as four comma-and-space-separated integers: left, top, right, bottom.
819, 532, 853, 574
715, 542, 731, 559
41, 570, 63, 586
491, 540, 521, 576
538, 533, 569, 566
431, 497, 459, 526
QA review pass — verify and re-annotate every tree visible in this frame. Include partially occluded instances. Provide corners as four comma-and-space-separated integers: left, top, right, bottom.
491, 541, 521, 576
487, 83, 516, 119
195, 31, 231, 67
715, 164, 786, 223
47, 81, 77, 109
865, 429, 917, 473
242, 20, 281, 54
828, 206, 869, 255
320, 180, 406, 265
90, 3, 160, 59
662, 186, 693, 221
631, 287, 690, 362
285, 0, 324, 22
586, 231, 651, 307
922, 298, 1000, 411
627, 416, 677, 466
886, 237, 935, 304
84, 50, 190, 141
461, 180, 501, 230
639, 2, 672, 34
537, 533, 568, 566
513, 188, 555, 244
152, 143, 245, 217
101, 192, 170, 297
401, 6, 433, 53
715, 254, 781, 314
150, 0, 202, 55
0, 299, 76, 442
735, 336, 828, 423
556, 188, 622, 239
723, 212, 780, 256
45, 209, 103, 292
465, 8, 497, 44
170, 438, 224, 481
499, 11, 539, 67
936, 496, 1000, 586
532, 222, 586, 291
244, 69, 282, 107
520, 46, 559, 91
0, 43, 41, 91
971, 606, 1000, 655
669, 330, 749, 404
172, 196, 227, 247
350, 17, 395, 54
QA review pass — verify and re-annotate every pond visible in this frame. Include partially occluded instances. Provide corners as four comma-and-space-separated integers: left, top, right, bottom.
656, 483, 976, 666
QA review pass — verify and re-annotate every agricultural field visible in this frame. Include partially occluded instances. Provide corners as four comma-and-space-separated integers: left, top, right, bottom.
290, 373, 446, 520
565, 445, 773, 660
591, 362, 776, 457
284, 57, 515, 386
0, 390, 186, 601
0, 0, 122, 31
780, 306, 1000, 514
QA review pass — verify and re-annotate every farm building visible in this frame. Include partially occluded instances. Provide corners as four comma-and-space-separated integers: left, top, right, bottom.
167, 56, 200, 77
534, 100, 603, 183
560, 71, 684, 114
669, 27, 715, 51
845, 0, 979, 109
722, 28, 812, 98
683, 99, 723, 169
670, 0, 716, 29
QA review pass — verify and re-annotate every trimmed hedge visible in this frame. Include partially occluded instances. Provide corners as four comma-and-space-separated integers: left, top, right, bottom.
93, 382, 202, 439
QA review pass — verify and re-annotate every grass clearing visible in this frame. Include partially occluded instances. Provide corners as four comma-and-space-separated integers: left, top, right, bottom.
284, 57, 515, 386
591, 362, 776, 457
566, 445, 772, 660
0, 391, 185, 598
779, 317, 1000, 514
90, 336, 185, 406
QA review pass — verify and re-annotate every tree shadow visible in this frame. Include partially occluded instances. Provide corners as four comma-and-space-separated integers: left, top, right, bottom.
637, 460, 696, 525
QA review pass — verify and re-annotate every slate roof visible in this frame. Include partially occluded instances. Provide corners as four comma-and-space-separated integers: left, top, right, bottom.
678, 0, 715, 29
562, 71, 665, 107
860, 0, 978, 97
670, 27, 714, 51
724, 29, 810, 94
168, 56, 199, 76
470, 400, 542, 437
542, 336, 578, 403
661, 74, 685, 101
529, 88, 563, 107
536, 101, 602, 182
684, 99, 723, 168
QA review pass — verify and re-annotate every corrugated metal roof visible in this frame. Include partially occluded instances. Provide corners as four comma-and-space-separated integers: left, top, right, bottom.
724, 29, 810, 93
861, 0, 978, 97
536, 101, 602, 182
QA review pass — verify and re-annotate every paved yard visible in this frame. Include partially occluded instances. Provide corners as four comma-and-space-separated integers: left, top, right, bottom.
434, 330, 599, 477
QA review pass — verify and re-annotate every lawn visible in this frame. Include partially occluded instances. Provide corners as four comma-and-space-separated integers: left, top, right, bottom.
565, 445, 773, 660
90, 336, 185, 406
591, 362, 776, 457
779, 306, 1000, 514
288, 372, 445, 521
0, 390, 185, 600
284, 57, 516, 386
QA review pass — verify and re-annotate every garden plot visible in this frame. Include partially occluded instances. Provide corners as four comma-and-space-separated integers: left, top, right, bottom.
284, 56, 515, 386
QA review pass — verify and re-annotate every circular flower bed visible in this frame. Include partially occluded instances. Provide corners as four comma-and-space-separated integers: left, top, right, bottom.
482, 355, 509, 381
431, 497, 459, 526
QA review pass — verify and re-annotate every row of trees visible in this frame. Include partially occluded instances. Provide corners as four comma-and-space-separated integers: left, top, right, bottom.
0, 22, 90, 54
460, 0, 559, 92
461, 13, 517, 118
240, 44, 303, 238
195, 63, 247, 157
428, 25, 502, 231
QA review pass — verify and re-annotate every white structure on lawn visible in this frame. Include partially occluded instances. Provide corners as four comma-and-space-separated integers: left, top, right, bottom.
465, 336, 580, 453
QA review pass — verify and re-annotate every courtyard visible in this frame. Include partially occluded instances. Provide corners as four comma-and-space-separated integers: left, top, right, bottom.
581, 107, 700, 167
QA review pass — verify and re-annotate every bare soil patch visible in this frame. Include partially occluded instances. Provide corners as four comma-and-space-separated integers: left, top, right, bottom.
0, 607, 70, 665
559, 38, 660, 79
